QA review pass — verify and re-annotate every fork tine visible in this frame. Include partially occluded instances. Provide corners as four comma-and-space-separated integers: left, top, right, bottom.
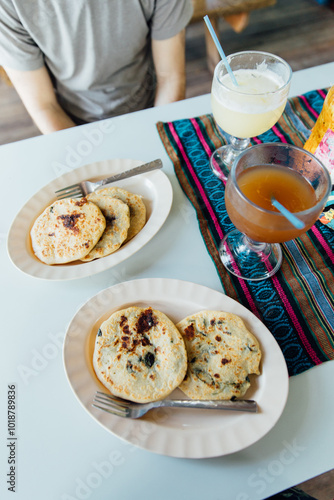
56, 191, 83, 200
56, 186, 82, 195
55, 183, 82, 194
94, 395, 130, 412
93, 394, 130, 416
57, 187, 82, 196
92, 403, 127, 418
96, 391, 132, 407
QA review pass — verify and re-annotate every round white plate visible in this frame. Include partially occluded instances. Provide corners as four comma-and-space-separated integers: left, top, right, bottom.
63, 278, 289, 458
7, 159, 172, 280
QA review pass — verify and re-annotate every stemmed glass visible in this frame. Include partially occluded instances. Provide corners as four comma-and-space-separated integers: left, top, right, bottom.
220, 143, 331, 281
210, 51, 292, 179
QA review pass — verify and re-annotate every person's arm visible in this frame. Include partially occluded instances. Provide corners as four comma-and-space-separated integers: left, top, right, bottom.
151, 29, 187, 106
4, 65, 76, 134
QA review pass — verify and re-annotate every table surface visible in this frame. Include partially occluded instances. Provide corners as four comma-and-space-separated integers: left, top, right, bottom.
1, 62, 333, 500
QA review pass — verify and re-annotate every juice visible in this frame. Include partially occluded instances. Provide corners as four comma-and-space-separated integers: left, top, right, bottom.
238, 165, 316, 212
225, 164, 319, 243
211, 68, 287, 138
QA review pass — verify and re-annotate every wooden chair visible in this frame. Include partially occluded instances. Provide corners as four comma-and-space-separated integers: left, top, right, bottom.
190, 0, 277, 72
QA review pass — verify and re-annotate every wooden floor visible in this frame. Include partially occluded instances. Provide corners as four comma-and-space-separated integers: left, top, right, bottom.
185, 0, 334, 98
0, 1, 334, 495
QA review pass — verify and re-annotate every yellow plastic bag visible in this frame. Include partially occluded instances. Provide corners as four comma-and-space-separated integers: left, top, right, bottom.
304, 85, 334, 154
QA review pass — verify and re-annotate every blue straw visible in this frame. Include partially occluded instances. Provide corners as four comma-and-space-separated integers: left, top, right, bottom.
203, 15, 238, 87
271, 196, 306, 230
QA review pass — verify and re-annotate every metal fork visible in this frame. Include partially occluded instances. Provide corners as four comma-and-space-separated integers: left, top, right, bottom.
92, 391, 258, 418
55, 158, 162, 199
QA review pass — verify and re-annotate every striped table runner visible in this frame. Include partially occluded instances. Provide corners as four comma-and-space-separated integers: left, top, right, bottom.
157, 88, 334, 377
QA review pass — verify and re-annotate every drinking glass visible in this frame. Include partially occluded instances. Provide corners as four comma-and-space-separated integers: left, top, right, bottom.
220, 143, 331, 281
210, 51, 292, 179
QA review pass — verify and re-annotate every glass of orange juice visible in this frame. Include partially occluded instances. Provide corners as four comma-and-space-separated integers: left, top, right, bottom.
221, 143, 331, 280
210, 51, 292, 180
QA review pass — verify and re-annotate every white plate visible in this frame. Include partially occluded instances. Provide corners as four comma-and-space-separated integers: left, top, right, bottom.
7, 159, 172, 280
63, 278, 289, 458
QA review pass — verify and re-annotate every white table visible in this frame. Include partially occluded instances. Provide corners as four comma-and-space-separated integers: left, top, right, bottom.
1, 63, 333, 500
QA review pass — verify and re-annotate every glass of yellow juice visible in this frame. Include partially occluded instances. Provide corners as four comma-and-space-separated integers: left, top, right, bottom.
221, 143, 331, 281
210, 51, 292, 180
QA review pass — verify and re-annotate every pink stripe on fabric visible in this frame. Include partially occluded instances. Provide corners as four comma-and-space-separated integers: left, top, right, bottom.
190, 118, 227, 184
190, 118, 212, 157
318, 89, 327, 99
272, 125, 288, 143
299, 95, 319, 119
224, 244, 261, 317
252, 137, 262, 144
168, 122, 224, 239
271, 274, 322, 364
311, 225, 334, 265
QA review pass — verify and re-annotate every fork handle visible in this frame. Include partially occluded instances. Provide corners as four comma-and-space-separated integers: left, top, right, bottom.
96, 159, 163, 188
158, 399, 258, 413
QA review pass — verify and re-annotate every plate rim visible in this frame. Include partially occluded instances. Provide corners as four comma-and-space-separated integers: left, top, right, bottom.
7, 158, 173, 280
62, 277, 289, 459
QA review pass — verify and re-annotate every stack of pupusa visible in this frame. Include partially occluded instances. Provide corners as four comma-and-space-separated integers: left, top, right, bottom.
93, 307, 262, 403
30, 187, 146, 265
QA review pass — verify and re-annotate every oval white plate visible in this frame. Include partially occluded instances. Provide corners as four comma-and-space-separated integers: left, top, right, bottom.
7, 159, 172, 280
63, 278, 289, 458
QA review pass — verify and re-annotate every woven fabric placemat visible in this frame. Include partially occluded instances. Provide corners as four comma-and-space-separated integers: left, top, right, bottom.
157, 88, 334, 376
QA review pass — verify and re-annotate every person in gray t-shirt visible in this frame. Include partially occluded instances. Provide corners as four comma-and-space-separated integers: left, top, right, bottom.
0, 0, 193, 133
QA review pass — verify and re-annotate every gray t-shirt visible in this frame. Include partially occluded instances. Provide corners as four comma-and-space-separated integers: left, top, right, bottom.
0, 0, 193, 122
